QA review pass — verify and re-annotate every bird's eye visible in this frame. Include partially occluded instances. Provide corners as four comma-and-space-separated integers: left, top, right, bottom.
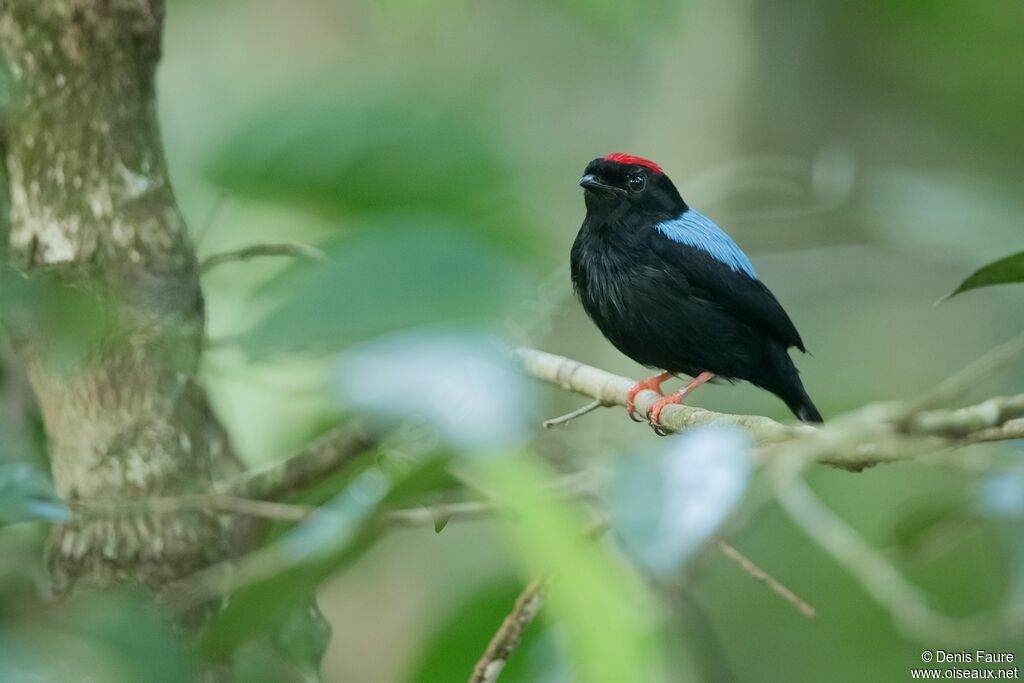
628, 174, 646, 192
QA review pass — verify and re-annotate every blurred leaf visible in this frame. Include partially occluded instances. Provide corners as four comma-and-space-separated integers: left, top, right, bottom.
610, 427, 752, 577
0, 592, 196, 683
230, 599, 331, 683
0, 635, 46, 683
243, 224, 530, 355
840, 0, 1024, 155
976, 473, 1024, 520
333, 331, 533, 452
271, 598, 331, 682
69, 592, 197, 683
202, 456, 443, 656
541, 0, 678, 36
467, 454, 664, 683
891, 494, 970, 552
945, 250, 1024, 299
0, 463, 68, 526
0, 268, 114, 376
206, 84, 507, 226
406, 579, 541, 683
233, 639, 310, 683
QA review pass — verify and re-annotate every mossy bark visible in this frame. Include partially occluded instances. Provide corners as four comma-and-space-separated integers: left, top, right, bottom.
0, 0, 242, 595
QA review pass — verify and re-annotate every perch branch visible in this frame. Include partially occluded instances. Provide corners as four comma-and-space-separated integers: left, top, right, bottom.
516, 347, 1024, 469
517, 347, 806, 443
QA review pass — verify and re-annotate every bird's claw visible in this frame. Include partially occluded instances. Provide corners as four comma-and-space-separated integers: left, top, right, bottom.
646, 391, 685, 436
625, 371, 673, 422
625, 387, 648, 422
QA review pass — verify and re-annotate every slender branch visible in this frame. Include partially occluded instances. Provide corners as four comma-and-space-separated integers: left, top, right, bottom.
219, 421, 378, 501
76, 471, 602, 529
199, 241, 326, 274
776, 477, 1024, 643
715, 539, 815, 619
383, 501, 503, 529
910, 332, 1024, 411
74, 494, 315, 523
908, 395, 1024, 439
469, 577, 549, 683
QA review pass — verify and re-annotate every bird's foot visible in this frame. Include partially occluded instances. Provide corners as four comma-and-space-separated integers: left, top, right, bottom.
626, 371, 674, 422
648, 392, 687, 435
646, 371, 716, 435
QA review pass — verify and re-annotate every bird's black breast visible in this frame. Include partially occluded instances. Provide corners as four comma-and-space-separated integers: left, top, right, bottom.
570, 219, 796, 381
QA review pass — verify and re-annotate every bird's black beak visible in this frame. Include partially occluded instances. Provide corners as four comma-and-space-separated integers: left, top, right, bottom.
579, 174, 626, 196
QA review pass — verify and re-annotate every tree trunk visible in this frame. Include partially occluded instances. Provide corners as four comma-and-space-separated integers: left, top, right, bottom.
0, 0, 241, 596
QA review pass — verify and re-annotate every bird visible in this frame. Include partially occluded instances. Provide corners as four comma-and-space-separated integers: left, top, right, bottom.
570, 152, 822, 431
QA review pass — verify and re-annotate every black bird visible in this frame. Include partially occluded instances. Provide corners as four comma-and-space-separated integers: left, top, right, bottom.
571, 153, 822, 429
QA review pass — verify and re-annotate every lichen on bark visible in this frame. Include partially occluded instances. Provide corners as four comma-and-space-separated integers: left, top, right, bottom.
0, 0, 243, 595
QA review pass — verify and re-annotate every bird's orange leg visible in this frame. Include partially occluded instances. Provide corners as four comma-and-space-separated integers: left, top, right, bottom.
648, 371, 716, 435
625, 371, 675, 422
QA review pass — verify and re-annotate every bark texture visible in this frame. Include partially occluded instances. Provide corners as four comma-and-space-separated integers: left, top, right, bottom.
0, 0, 241, 595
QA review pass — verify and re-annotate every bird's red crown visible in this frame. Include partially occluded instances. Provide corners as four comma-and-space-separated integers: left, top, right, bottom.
603, 153, 663, 175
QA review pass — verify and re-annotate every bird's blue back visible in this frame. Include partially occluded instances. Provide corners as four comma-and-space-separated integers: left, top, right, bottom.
654, 209, 757, 279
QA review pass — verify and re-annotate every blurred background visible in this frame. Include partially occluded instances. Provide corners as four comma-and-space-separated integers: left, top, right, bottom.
2, 0, 1023, 681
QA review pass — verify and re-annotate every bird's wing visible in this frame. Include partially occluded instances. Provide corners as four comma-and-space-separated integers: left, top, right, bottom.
652, 212, 806, 351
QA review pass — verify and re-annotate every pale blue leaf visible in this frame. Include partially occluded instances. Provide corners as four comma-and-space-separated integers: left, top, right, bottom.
611, 426, 753, 577
0, 463, 68, 526
333, 331, 533, 454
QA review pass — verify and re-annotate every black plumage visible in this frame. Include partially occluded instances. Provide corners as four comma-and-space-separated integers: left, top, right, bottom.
570, 154, 822, 424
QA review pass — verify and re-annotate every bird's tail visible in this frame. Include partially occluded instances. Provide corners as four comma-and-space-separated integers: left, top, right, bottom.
782, 380, 823, 424
758, 348, 823, 423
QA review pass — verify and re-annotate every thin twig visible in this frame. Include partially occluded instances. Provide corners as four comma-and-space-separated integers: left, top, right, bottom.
193, 192, 230, 247
543, 399, 603, 428
468, 577, 549, 683
382, 501, 499, 529
912, 331, 1024, 411
199, 241, 327, 274
715, 539, 816, 619
73, 494, 315, 522
219, 421, 378, 501
467, 518, 611, 683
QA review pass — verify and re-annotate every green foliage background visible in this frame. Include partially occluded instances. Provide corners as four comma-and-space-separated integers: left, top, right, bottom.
1, 0, 1023, 681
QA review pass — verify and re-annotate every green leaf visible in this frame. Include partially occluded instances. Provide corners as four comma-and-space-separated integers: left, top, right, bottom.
405, 579, 541, 683
201, 456, 445, 656
69, 592, 197, 683
243, 223, 530, 355
890, 494, 972, 558
546, 0, 678, 35
945, 250, 1024, 299
2, 591, 197, 683
271, 598, 331, 681
0, 463, 68, 526
0, 268, 117, 376
466, 454, 665, 683
206, 84, 506, 225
